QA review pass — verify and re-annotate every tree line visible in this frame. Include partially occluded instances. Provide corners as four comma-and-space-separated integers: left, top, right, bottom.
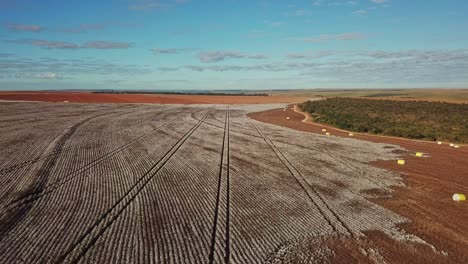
299, 98, 468, 143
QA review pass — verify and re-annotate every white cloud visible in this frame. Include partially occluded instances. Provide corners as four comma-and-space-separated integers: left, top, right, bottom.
15, 72, 60, 79
196, 51, 268, 63
6, 39, 132, 50
82, 41, 132, 49
6, 39, 80, 49
286, 50, 335, 59
314, 0, 360, 7
151, 48, 193, 54
264, 20, 284, 27
175, 49, 468, 85
6, 24, 44, 32
129, 0, 189, 11
295, 9, 306, 16
353, 9, 367, 15
0, 56, 151, 76
58, 23, 106, 33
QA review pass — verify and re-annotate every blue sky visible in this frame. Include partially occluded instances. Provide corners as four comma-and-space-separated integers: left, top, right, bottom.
1, 0, 468, 90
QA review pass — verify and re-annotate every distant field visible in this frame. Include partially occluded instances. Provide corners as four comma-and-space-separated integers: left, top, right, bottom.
0, 91, 309, 104
3, 89, 467, 104
300, 98, 468, 143
273, 89, 468, 103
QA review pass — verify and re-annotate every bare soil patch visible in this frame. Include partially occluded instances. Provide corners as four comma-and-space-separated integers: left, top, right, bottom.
0, 91, 308, 104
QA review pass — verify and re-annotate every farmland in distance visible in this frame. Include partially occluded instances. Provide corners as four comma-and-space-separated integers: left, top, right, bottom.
0, 101, 446, 263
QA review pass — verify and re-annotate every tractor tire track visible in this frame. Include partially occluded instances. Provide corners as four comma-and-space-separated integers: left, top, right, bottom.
54, 108, 212, 264
0, 106, 178, 176
0, 112, 109, 240
225, 108, 231, 264
193, 115, 263, 141
0, 110, 125, 176
208, 107, 231, 264
2, 110, 197, 212
247, 117, 355, 238
271, 139, 378, 200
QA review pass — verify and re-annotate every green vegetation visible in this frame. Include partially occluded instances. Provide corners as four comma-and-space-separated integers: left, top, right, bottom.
273, 89, 468, 103
300, 98, 468, 143
362, 93, 409, 97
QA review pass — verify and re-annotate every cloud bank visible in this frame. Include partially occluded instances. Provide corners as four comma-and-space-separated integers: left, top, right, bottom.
196, 51, 268, 63
5, 39, 133, 50
6, 24, 44, 32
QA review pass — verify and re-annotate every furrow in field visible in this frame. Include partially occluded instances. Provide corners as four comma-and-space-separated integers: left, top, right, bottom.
208, 107, 230, 264
247, 117, 354, 237
0, 107, 130, 173
0, 106, 175, 176
223, 110, 334, 263
0, 109, 201, 262
2, 109, 198, 211
0, 111, 119, 239
74, 108, 226, 263
54, 109, 211, 264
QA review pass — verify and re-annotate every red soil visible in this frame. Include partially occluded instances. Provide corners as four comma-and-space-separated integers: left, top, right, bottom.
0, 91, 308, 104
249, 106, 468, 263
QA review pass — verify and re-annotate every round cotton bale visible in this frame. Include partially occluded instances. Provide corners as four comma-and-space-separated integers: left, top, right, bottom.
397, 159, 405, 165
450, 143, 454, 147
322, 129, 327, 132
454, 145, 460, 148
286, 117, 290, 120
325, 132, 331, 136
415, 152, 423, 157
349, 133, 354, 136
453, 194, 466, 202
437, 141, 442, 145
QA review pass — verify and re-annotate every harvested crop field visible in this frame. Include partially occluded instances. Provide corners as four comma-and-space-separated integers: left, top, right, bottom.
0, 101, 459, 263
250, 106, 468, 263
0, 91, 309, 104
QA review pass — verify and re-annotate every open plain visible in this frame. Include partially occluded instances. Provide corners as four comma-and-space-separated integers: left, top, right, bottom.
0, 91, 310, 105
0, 101, 460, 263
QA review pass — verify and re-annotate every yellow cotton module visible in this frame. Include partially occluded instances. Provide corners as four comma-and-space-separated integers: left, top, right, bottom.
453, 194, 466, 202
